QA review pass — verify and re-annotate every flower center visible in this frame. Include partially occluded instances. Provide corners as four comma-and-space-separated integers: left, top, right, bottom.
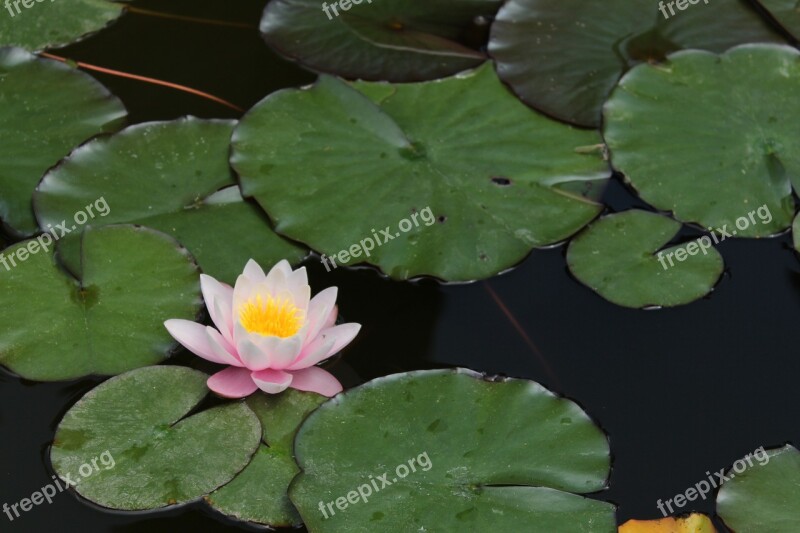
239, 295, 304, 338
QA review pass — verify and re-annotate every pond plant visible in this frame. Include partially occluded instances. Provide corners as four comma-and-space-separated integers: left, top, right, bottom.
1, 0, 799, 531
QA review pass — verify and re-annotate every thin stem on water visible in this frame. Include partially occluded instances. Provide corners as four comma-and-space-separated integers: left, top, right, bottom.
483, 282, 562, 389
37, 52, 244, 112
122, 5, 256, 30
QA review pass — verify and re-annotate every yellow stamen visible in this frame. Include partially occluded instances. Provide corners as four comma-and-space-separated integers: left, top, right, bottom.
239, 295, 303, 338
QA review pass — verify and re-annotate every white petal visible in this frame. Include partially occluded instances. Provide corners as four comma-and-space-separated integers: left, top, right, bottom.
206, 326, 243, 367
242, 259, 266, 282
304, 287, 338, 343
290, 323, 360, 370
200, 274, 234, 344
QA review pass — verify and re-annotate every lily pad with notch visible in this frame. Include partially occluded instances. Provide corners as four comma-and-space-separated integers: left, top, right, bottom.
0, 47, 127, 237
488, 0, 786, 127
34, 117, 306, 284
206, 390, 327, 527
0, 225, 202, 381
50, 366, 262, 510
232, 64, 609, 281
289, 369, 615, 532
566, 210, 724, 309
604, 44, 800, 237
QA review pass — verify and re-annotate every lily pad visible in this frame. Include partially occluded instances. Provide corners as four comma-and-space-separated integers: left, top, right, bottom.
757, 0, 800, 39
0, 0, 124, 51
604, 44, 800, 236
289, 369, 615, 532
260, 0, 500, 81
566, 210, 724, 309
207, 390, 327, 527
34, 117, 306, 283
232, 64, 609, 281
717, 445, 800, 532
488, 0, 785, 127
0, 225, 202, 381
794, 212, 800, 252
51, 366, 262, 511
0, 47, 127, 237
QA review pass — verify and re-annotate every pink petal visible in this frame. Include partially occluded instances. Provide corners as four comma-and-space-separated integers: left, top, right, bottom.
323, 305, 338, 330
242, 259, 266, 282
287, 335, 335, 371
290, 323, 361, 370
206, 327, 244, 367
289, 367, 342, 397
207, 367, 258, 398
304, 287, 338, 342
200, 274, 234, 344
251, 369, 293, 394
164, 319, 232, 365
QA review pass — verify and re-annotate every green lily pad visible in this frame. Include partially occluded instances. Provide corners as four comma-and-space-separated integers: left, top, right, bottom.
232, 64, 609, 281
0, 0, 124, 51
757, 0, 800, 39
717, 445, 800, 532
489, 0, 785, 127
794, 212, 800, 252
289, 369, 615, 532
34, 117, 306, 283
51, 366, 262, 511
567, 210, 724, 309
604, 44, 800, 236
0, 47, 126, 237
207, 390, 327, 527
0, 225, 201, 381
260, 0, 500, 81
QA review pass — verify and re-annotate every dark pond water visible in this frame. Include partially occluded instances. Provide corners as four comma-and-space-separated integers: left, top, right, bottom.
2, 1, 800, 531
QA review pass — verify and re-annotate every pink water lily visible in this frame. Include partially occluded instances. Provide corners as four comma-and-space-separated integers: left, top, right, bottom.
165, 259, 360, 398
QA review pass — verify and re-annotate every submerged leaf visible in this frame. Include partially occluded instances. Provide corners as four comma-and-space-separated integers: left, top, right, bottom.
260, 0, 500, 81
489, 0, 785, 127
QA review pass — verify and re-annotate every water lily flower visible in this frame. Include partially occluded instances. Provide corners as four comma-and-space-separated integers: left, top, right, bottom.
164, 259, 360, 398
